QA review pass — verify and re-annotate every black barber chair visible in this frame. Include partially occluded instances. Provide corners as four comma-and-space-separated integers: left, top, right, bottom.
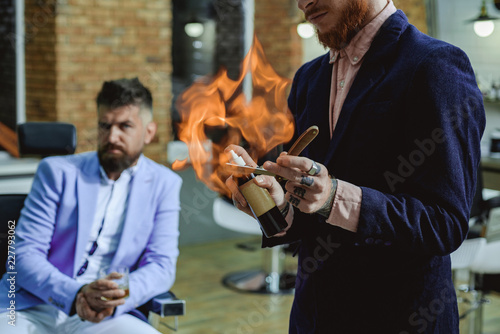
1, 122, 77, 273
0, 122, 184, 331
17, 122, 77, 157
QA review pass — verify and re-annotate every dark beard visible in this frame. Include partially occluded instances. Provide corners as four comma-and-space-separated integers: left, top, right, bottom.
98, 145, 141, 176
316, 0, 370, 50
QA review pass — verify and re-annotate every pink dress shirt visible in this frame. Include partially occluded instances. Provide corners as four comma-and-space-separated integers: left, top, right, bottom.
325, 1, 397, 232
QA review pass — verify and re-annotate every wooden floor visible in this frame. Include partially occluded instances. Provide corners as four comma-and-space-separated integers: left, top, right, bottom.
152, 237, 500, 334
458, 288, 500, 334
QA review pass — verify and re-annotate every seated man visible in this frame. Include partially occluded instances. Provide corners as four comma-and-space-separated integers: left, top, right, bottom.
0, 78, 182, 333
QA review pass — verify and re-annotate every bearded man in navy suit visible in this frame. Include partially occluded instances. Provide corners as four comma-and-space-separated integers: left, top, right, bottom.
226, 0, 486, 333
0, 78, 181, 334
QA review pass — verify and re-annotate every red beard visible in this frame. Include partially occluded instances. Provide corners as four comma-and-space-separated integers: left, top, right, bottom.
314, 0, 370, 50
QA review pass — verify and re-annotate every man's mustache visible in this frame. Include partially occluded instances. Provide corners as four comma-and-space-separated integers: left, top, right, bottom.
101, 144, 125, 153
305, 6, 327, 21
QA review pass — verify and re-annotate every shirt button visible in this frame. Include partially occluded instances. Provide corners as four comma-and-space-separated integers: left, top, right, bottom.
353, 56, 359, 62
340, 80, 345, 88
330, 55, 336, 62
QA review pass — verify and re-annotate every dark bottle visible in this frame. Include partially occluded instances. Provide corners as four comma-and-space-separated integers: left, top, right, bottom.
230, 150, 288, 237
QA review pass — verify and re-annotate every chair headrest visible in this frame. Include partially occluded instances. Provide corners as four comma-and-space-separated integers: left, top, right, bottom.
17, 122, 77, 157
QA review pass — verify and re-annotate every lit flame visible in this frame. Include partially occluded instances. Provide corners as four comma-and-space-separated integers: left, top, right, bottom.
172, 36, 294, 196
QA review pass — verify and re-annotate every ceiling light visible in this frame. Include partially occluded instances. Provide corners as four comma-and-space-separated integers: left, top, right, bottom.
467, 0, 499, 37
184, 22, 204, 38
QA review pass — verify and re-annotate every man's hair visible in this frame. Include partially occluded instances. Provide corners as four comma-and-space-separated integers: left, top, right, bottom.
96, 77, 153, 116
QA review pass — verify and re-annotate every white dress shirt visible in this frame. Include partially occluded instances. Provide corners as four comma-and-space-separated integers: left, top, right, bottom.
76, 156, 142, 284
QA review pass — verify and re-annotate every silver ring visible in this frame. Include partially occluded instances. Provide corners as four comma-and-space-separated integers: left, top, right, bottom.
307, 161, 321, 176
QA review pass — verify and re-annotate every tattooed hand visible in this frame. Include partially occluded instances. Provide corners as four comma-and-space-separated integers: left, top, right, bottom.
263, 152, 333, 214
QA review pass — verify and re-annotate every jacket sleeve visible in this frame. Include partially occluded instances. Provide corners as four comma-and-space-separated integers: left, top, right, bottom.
356, 44, 485, 256
14, 158, 84, 315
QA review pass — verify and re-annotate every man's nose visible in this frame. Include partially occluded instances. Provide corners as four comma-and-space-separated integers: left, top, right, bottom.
297, 0, 315, 11
108, 126, 120, 143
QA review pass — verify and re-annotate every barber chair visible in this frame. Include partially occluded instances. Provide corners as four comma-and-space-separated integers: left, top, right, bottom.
1, 121, 77, 278
17, 122, 77, 157
213, 196, 295, 294
450, 165, 500, 334
0, 122, 184, 331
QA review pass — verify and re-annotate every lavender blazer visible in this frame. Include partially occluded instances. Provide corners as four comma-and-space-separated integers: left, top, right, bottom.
0, 152, 181, 317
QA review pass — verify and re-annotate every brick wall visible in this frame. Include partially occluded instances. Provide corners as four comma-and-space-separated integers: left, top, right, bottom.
254, 0, 302, 79
394, 0, 428, 33
0, 0, 18, 130
24, 0, 173, 163
24, 0, 57, 124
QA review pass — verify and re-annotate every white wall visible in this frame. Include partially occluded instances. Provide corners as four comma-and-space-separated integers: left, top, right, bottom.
432, 0, 500, 153
302, 34, 328, 63
435, 0, 500, 94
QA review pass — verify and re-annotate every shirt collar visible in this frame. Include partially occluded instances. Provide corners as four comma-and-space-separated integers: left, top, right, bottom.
99, 154, 143, 184
329, 0, 397, 65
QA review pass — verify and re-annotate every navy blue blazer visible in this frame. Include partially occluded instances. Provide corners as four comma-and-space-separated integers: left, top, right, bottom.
265, 11, 485, 333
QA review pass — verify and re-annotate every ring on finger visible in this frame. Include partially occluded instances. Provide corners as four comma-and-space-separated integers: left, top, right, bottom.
300, 176, 314, 187
307, 161, 321, 176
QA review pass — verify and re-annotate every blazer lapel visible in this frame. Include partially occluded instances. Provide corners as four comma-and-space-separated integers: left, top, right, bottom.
323, 64, 387, 166
296, 54, 333, 164
323, 10, 409, 166
111, 159, 155, 266
74, 153, 100, 276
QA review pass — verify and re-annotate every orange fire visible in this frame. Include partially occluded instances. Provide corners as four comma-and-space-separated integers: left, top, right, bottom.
172, 36, 295, 197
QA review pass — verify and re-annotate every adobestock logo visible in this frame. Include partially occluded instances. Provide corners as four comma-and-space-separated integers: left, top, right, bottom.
399, 281, 457, 334
384, 128, 445, 192
383, 97, 479, 193
295, 235, 341, 282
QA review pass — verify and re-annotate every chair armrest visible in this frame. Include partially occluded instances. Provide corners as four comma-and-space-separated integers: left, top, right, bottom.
150, 291, 186, 317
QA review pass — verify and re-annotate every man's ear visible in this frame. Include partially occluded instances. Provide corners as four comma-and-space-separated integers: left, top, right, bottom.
144, 121, 157, 145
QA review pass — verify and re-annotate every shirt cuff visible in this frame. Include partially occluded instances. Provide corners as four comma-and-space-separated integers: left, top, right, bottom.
325, 179, 362, 232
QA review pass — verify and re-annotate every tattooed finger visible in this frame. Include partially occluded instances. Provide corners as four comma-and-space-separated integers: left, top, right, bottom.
293, 186, 306, 198
300, 176, 314, 187
289, 195, 301, 207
